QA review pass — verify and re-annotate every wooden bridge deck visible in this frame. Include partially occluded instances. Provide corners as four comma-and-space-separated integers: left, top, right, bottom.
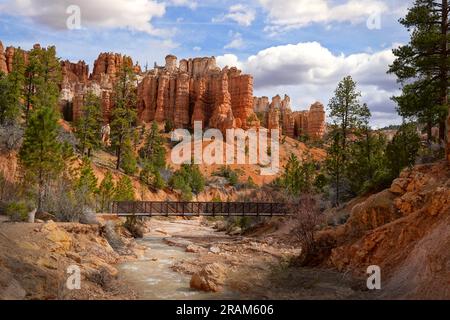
111, 201, 293, 217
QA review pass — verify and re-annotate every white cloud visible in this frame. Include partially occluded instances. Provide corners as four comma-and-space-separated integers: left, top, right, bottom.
216, 53, 243, 70
224, 31, 244, 50
166, 0, 198, 10
217, 41, 401, 126
212, 4, 256, 27
259, 0, 388, 33
193, 46, 201, 51
1, 0, 169, 36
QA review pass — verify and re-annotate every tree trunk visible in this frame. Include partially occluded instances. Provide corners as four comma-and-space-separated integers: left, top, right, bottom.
427, 121, 433, 143
440, 0, 449, 160
116, 145, 121, 170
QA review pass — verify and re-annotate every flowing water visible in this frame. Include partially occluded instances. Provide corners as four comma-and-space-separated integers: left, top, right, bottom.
117, 220, 240, 300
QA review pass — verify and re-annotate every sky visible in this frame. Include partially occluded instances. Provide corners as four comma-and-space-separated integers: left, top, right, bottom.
0, 0, 414, 127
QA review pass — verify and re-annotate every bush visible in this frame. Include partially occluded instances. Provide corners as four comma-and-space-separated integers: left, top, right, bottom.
120, 142, 138, 175
169, 164, 205, 199
140, 163, 166, 190
213, 166, 239, 186
5, 201, 30, 221
164, 119, 175, 133
386, 123, 421, 178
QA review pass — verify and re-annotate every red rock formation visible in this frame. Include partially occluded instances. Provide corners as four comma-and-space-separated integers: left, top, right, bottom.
307, 102, 326, 139
136, 55, 259, 133
5, 47, 14, 73
209, 72, 236, 133
91, 52, 134, 82
254, 95, 326, 140
174, 72, 191, 128
0, 41, 8, 74
62, 60, 89, 84
253, 96, 269, 113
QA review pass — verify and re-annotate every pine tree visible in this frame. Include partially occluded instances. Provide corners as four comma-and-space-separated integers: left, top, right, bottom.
328, 76, 371, 156
111, 65, 138, 170
97, 171, 115, 212
0, 48, 26, 125
34, 46, 62, 111
190, 164, 205, 194
386, 123, 421, 178
19, 106, 64, 211
140, 162, 165, 190
388, 0, 449, 156
120, 137, 138, 175
346, 127, 388, 195
280, 153, 316, 196
75, 157, 98, 210
325, 127, 345, 206
114, 175, 135, 201
74, 91, 102, 157
326, 77, 371, 205
139, 121, 166, 170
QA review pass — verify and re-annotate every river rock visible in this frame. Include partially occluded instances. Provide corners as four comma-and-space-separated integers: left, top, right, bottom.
186, 244, 202, 253
209, 246, 221, 254
190, 263, 227, 292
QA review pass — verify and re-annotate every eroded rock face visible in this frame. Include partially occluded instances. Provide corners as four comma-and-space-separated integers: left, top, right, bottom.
136, 55, 259, 133
0, 41, 8, 74
314, 162, 450, 299
254, 95, 326, 140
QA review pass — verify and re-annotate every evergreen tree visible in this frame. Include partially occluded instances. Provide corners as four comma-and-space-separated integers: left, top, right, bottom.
139, 121, 166, 170
24, 45, 61, 120
386, 123, 421, 178
0, 49, 26, 125
19, 106, 64, 211
346, 127, 388, 195
114, 175, 135, 201
111, 65, 138, 170
34, 46, 62, 111
280, 153, 316, 196
328, 76, 371, 156
74, 91, 102, 157
325, 127, 345, 206
140, 162, 165, 190
169, 163, 205, 200
120, 137, 138, 175
326, 77, 371, 205
388, 0, 449, 153
190, 164, 205, 194
97, 171, 115, 212
75, 157, 98, 210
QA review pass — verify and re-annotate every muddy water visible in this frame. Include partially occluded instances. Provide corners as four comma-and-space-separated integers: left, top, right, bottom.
118, 220, 239, 300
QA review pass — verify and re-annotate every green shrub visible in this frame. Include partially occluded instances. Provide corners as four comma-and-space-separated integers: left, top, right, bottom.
6, 201, 30, 221
213, 166, 239, 186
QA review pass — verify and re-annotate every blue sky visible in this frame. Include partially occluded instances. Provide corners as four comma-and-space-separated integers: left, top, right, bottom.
0, 0, 414, 127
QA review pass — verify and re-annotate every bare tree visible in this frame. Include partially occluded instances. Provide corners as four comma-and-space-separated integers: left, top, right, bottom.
289, 194, 325, 266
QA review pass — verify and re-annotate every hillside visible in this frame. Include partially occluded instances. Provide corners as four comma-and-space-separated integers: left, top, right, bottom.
312, 161, 450, 299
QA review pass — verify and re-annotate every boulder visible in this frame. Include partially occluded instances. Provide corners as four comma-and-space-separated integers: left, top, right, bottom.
190, 263, 227, 292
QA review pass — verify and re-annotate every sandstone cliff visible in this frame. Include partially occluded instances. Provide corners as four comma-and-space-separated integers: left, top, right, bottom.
313, 161, 450, 299
253, 94, 326, 140
137, 55, 259, 133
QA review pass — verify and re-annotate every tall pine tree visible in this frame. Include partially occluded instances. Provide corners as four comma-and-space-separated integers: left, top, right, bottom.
111, 65, 138, 170
74, 91, 102, 157
19, 106, 64, 211
0, 48, 26, 125
388, 0, 449, 157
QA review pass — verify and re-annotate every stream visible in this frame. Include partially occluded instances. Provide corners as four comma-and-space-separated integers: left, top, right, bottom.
117, 220, 240, 300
